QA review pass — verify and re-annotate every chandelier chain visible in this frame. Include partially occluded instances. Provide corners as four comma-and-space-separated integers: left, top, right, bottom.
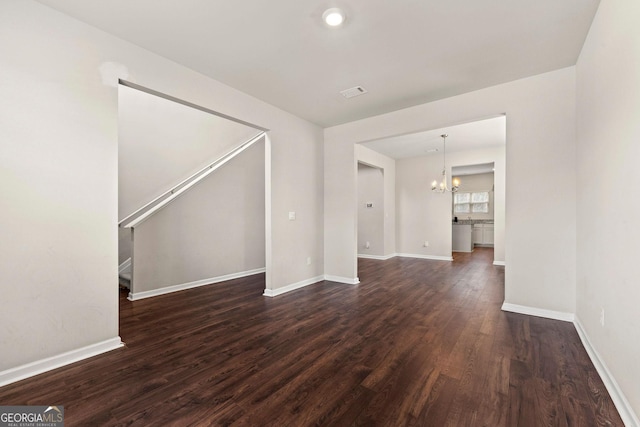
431, 134, 460, 193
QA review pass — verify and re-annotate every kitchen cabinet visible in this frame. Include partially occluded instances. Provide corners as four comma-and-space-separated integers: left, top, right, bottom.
452, 224, 473, 252
473, 223, 494, 246
472, 226, 483, 244
484, 225, 494, 244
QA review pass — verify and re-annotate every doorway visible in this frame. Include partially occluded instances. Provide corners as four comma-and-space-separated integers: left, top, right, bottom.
116, 82, 270, 301
357, 162, 385, 259
451, 164, 495, 260
356, 114, 506, 266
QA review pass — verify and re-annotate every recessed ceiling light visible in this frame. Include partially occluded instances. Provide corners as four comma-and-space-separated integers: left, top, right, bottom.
323, 8, 346, 27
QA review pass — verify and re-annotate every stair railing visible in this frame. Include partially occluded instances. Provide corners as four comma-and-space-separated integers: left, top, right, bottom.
119, 131, 265, 229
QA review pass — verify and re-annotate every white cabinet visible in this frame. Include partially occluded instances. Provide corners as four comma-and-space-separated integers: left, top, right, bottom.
472, 226, 483, 244
473, 223, 494, 246
484, 225, 494, 244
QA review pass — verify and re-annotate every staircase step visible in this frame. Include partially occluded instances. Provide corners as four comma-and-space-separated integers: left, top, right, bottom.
119, 273, 131, 290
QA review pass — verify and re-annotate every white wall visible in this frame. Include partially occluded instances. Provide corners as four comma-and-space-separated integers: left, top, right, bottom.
396, 155, 454, 258
325, 68, 575, 313
132, 140, 265, 295
576, 0, 640, 421
0, 0, 323, 374
357, 164, 384, 257
0, 0, 120, 371
395, 146, 505, 261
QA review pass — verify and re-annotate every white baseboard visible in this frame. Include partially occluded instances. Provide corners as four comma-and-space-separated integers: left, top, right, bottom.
501, 302, 574, 322
396, 253, 453, 262
128, 268, 266, 301
324, 275, 360, 285
118, 257, 131, 274
263, 273, 361, 297
263, 275, 325, 297
0, 337, 123, 387
574, 317, 640, 427
359, 253, 457, 262
357, 253, 395, 260
493, 260, 506, 266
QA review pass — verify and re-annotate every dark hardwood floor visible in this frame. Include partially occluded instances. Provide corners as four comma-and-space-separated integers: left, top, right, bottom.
0, 248, 624, 426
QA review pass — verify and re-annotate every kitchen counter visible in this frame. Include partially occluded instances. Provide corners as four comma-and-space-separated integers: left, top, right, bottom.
452, 224, 473, 252
452, 219, 494, 225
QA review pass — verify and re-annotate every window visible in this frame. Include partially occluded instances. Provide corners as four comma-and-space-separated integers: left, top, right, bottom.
454, 191, 489, 214
454, 192, 470, 213
471, 191, 489, 213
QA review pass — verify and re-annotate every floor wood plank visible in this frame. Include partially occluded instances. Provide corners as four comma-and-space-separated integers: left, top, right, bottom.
0, 248, 624, 426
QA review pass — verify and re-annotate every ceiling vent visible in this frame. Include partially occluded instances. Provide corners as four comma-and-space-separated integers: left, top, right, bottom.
340, 86, 368, 99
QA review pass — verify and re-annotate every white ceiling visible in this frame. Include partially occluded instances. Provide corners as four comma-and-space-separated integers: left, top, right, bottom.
35, 0, 600, 127
361, 115, 505, 159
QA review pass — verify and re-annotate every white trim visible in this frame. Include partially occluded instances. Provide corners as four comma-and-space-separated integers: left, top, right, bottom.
119, 80, 268, 132
501, 302, 574, 322
324, 275, 360, 285
357, 253, 395, 260
0, 337, 123, 387
574, 317, 640, 427
395, 253, 454, 262
118, 257, 132, 274
263, 275, 325, 297
262, 274, 362, 297
264, 133, 272, 291
128, 268, 266, 301
493, 260, 506, 266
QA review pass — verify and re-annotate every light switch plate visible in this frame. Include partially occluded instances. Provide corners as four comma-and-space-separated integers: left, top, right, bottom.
288, 211, 296, 220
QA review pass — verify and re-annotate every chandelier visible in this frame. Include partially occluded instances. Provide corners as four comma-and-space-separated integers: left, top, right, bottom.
431, 134, 460, 193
